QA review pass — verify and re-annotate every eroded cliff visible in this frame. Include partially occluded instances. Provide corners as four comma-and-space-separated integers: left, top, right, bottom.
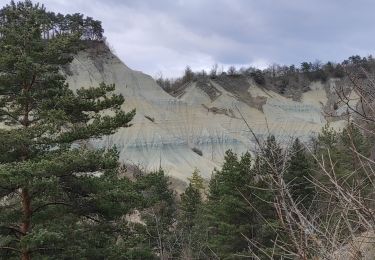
65, 43, 348, 180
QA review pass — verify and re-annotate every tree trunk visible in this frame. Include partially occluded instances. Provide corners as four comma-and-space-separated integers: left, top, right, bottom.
18, 76, 34, 260
20, 188, 32, 260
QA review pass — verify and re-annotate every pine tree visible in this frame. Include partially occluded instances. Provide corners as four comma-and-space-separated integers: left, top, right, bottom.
317, 123, 337, 151
0, 1, 138, 259
190, 140, 286, 258
251, 136, 284, 257
187, 168, 205, 192
177, 177, 202, 259
180, 185, 201, 230
340, 123, 371, 177
315, 123, 371, 187
135, 169, 176, 259
260, 135, 284, 176
284, 138, 314, 209
312, 124, 375, 247
203, 151, 255, 258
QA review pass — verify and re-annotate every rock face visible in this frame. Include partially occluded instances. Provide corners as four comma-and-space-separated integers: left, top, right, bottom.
65, 43, 344, 180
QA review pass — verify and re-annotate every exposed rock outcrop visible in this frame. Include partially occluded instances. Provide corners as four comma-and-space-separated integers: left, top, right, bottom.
65, 42, 347, 181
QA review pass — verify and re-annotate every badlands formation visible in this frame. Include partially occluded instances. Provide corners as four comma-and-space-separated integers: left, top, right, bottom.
66, 43, 346, 181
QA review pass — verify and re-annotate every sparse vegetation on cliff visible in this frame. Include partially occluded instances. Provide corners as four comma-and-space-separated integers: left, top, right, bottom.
156, 55, 375, 101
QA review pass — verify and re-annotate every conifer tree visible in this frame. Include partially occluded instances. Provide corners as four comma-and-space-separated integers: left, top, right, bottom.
135, 169, 176, 259
340, 123, 371, 179
180, 184, 202, 231
187, 168, 205, 192
315, 123, 370, 187
317, 123, 337, 151
177, 173, 203, 259
251, 137, 284, 257
259, 135, 284, 176
203, 151, 255, 258
314, 123, 372, 211
252, 135, 284, 231
0, 1, 137, 259
284, 138, 314, 209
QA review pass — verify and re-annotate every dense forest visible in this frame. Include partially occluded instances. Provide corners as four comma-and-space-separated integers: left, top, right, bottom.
1, 1, 375, 259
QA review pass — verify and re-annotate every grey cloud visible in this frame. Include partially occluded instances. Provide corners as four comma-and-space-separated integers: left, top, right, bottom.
1, 0, 374, 77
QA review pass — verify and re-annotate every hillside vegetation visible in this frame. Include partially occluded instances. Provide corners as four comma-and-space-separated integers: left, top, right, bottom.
156, 55, 374, 101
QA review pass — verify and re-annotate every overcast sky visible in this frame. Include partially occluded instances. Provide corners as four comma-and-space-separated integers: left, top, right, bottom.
2, 0, 375, 77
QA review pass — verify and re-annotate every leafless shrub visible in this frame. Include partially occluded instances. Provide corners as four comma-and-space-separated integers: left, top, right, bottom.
240, 67, 375, 259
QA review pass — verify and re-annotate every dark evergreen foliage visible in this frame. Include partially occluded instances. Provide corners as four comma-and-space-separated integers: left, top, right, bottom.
284, 138, 315, 209
0, 1, 104, 41
0, 1, 140, 259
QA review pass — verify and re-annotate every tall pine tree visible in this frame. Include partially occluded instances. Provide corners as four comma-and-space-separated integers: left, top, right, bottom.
176, 169, 206, 258
135, 169, 176, 259
0, 1, 138, 259
284, 138, 314, 209
202, 151, 255, 258
251, 136, 284, 258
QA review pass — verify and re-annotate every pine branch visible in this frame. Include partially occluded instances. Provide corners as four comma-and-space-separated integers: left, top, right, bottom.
30, 247, 63, 253
0, 109, 22, 124
0, 226, 25, 236
32, 202, 73, 214
0, 246, 21, 253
